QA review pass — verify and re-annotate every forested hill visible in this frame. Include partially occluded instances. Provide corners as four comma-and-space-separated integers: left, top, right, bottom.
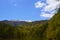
46, 9, 60, 40
0, 9, 60, 40
0, 20, 48, 40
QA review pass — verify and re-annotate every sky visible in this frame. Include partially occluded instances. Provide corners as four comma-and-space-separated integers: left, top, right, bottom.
0, 0, 60, 21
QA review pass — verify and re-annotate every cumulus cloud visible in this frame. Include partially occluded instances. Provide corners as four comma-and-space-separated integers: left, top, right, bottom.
40, 12, 54, 18
34, 1, 45, 8
18, 20, 32, 22
24, 20, 32, 22
35, 0, 60, 18
44, 0, 60, 11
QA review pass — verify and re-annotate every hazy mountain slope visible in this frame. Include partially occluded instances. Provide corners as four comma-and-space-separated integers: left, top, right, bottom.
0, 20, 48, 26
0, 20, 27, 26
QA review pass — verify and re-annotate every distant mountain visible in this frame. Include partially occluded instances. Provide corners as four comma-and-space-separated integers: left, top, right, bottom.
0, 20, 27, 26
0, 20, 48, 26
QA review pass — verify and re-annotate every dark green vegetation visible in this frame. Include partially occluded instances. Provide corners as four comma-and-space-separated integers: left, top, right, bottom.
46, 9, 60, 40
0, 9, 60, 40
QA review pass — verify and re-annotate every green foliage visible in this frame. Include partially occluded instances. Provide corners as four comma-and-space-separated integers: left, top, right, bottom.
0, 20, 48, 40
45, 9, 60, 40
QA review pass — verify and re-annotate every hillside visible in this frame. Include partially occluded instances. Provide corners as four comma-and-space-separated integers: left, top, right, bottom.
0, 9, 60, 40
0, 20, 48, 40
46, 9, 60, 40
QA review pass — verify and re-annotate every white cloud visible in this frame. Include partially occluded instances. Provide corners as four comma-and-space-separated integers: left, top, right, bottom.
24, 20, 32, 22
40, 12, 54, 18
34, 1, 45, 8
44, 0, 60, 11
19, 20, 32, 22
34, 0, 60, 18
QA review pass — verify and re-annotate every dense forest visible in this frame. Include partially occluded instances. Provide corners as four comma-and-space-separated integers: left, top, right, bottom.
0, 9, 60, 40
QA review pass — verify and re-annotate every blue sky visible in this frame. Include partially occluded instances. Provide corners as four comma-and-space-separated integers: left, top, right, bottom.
0, 0, 60, 21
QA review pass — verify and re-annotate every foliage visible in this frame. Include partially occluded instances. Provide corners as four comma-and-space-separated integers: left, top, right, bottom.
0, 20, 48, 40
45, 9, 60, 40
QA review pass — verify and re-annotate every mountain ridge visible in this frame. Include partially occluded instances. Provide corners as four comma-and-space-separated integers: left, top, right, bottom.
0, 20, 48, 26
